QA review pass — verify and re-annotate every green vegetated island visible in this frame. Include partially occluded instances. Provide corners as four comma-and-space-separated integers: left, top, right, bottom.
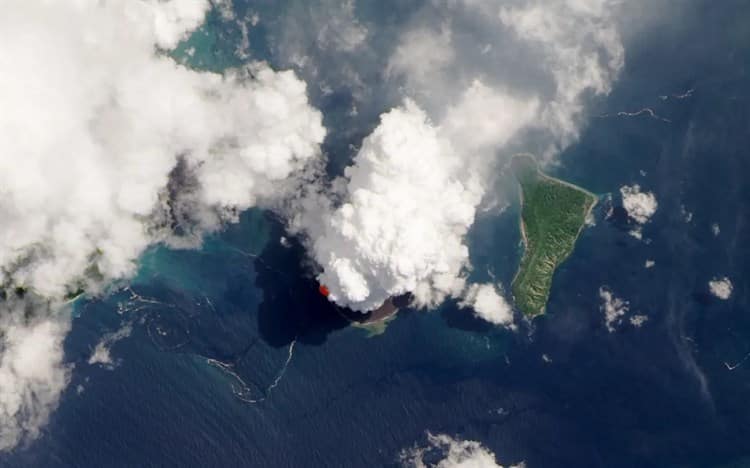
511, 154, 598, 317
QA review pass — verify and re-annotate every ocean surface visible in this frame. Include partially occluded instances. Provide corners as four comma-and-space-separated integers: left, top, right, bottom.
5, 1, 750, 467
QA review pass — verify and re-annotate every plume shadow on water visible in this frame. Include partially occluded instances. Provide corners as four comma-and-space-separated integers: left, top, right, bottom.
254, 218, 350, 348
439, 301, 496, 334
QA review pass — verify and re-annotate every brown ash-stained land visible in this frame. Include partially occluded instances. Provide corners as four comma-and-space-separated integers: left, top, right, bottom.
336, 294, 412, 325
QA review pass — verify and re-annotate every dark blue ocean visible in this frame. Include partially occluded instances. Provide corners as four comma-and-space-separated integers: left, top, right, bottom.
5, 1, 750, 467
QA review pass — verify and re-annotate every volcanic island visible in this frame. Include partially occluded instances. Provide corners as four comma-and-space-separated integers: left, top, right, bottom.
510, 154, 598, 317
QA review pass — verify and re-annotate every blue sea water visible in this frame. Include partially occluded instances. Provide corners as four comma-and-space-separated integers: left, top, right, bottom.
5, 1, 750, 467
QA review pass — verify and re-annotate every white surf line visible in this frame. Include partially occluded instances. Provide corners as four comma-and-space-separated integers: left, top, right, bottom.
673, 88, 695, 99
206, 358, 257, 400
117, 286, 177, 314
660, 88, 695, 101
209, 338, 298, 404
598, 108, 671, 123
724, 351, 750, 371
123, 286, 174, 306
267, 339, 296, 393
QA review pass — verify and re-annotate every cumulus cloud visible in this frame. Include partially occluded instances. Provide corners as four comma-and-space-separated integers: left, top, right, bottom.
88, 323, 133, 370
2, 0, 324, 299
0, 0, 324, 450
680, 204, 693, 223
620, 184, 658, 239
599, 286, 629, 332
709, 277, 733, 300
0, 297, 71, 451
400, 432, 522, 468
460, 284, 515, 327
293, 0, 627, 313
620, 185, 658, 224
294, 102, 480, 311
629, 314, 649, 327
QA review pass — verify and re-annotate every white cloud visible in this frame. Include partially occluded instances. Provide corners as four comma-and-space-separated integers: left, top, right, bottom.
400, 432, 522, 468
499, 0, 624, 154
1, 0, 324, 300
645, 260, 655, 268
387, 24, 455, 88
628, 228, 644, 240
629, 314, 649, 327
620, 185, 658, 238
88, 323, 133, 370
315, 0, 368, 52
620, 185, 658, 224
293, 0, 626, 313
711, 223, 720, 237
149, 0, 213, 49
680, 204, 693, 223
709, 277, 733, 300
0, 298, 71, 451
599, 286, 629, 332
295, 102, 480, 312
391, 0, 624, 152
460, 284, 515, 328
441, 81, 539, 154
0, 0, 324, 450
267, 0, 374, 107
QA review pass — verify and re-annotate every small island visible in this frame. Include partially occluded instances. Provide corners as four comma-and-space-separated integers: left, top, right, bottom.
511, 154, 597, 317
336, 295, 412, 325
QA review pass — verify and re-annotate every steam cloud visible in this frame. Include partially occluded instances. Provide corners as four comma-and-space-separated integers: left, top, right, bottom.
295, 102, 482, 311
0, 0, 324, 449
293, 0, 626, 315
